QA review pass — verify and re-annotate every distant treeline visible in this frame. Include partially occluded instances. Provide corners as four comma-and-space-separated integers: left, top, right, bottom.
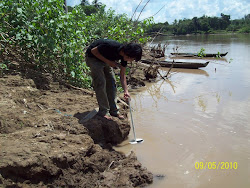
146, 13, 250, 35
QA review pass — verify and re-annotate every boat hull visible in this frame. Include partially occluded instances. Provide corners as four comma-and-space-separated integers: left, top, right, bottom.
141, 59, 209, 69
170, 52, 228, 57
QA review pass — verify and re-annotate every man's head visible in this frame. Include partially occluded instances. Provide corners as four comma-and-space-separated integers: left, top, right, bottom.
121, 43, 142, 62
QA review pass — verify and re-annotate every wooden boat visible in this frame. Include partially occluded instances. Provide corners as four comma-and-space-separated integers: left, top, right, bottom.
141, 59, 209, 69
170, 52, 228, 57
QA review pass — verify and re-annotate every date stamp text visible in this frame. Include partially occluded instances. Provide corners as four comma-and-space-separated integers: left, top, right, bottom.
195, 162, 238, 170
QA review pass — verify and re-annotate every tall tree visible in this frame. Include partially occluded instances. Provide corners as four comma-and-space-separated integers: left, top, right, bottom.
92, 0, 102, 8
64, 0, 68, 13
81, 0, 89, 6
192, 17, 200, 31
220, 13, 231, 29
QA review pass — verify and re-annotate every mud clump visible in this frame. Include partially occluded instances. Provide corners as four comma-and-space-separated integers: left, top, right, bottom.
77, 115, 131, 145
0, 75, 153, 187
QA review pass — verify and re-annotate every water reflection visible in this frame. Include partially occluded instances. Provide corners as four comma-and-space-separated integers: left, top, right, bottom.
164, 68, 210, 77
117, 34, 250, 188
169, 56, 229, 62
130, 79, 171, 109
194, 92, 222, 117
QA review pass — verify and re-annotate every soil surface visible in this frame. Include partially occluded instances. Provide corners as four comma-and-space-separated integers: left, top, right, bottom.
0, 59, 154, 187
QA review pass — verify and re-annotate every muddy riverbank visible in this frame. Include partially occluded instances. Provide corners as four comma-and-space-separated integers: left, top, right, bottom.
0, 58, 155, 187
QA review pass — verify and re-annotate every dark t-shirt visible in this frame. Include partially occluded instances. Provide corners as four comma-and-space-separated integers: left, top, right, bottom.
86, 39, 127, 67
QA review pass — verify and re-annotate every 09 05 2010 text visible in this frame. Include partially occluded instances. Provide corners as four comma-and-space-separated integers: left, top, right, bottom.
195, 162, 238, 170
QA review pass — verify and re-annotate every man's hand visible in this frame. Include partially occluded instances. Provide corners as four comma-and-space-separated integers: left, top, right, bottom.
91, 47, 120, 68
108, 61, 121, 68
124, 91, 130, 100
108, 61, 118, 68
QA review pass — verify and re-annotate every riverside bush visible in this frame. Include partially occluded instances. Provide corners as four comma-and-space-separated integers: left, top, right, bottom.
0, 0, 150, 87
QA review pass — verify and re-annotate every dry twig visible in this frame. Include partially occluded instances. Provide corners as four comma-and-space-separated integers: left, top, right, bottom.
135, 0, 151, 22
165, 60, 175, 78
131, 0, 143, 21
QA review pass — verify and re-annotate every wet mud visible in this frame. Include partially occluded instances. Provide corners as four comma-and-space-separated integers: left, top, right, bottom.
0, 73, 153, 187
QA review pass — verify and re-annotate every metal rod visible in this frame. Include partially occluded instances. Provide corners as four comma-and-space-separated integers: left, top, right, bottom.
128, 100, 136, 141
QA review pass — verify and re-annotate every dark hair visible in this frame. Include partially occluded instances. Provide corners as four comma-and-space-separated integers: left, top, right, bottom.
122, 43, 142, 61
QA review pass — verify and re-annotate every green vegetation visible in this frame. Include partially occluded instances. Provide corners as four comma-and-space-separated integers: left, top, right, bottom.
0, 0, 151, 87
0, 62, 8, 77
197, 48, 206, 58
216, 52, 221, 59
147, 13, 250, 35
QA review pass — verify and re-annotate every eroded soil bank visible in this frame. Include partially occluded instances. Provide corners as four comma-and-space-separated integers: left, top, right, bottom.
0, 64, 154, 188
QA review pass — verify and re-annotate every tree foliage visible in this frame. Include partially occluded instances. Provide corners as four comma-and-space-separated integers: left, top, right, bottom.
147, 13, 250, 35
0, 0, 150, 87
80, 0, 104, 16
228, 14, 250, 33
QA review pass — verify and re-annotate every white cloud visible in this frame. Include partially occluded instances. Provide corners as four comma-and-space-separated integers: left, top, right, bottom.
100, 0, 144, 18
67, 0, 81, 7
67, 0, 250, 23
221, 0, 250, 19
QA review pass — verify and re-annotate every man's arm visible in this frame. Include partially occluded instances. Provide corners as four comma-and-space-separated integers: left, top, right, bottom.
91, 47, 118, 68
120, 66, 130, 99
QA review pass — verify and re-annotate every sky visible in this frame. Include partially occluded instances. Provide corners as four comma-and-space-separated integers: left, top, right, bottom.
67, 0, 250, 24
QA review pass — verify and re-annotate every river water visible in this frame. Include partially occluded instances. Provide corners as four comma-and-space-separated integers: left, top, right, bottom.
115, 34, 250, 188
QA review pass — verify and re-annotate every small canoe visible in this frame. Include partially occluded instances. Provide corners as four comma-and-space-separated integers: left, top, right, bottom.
141, 59, 209, 69
170, 52, 228, 57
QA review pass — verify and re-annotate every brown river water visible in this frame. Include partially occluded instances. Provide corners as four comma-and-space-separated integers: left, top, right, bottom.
115, 34, 250, 188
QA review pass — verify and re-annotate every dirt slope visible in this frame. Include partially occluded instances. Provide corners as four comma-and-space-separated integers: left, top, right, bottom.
0, 74, 153, 187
